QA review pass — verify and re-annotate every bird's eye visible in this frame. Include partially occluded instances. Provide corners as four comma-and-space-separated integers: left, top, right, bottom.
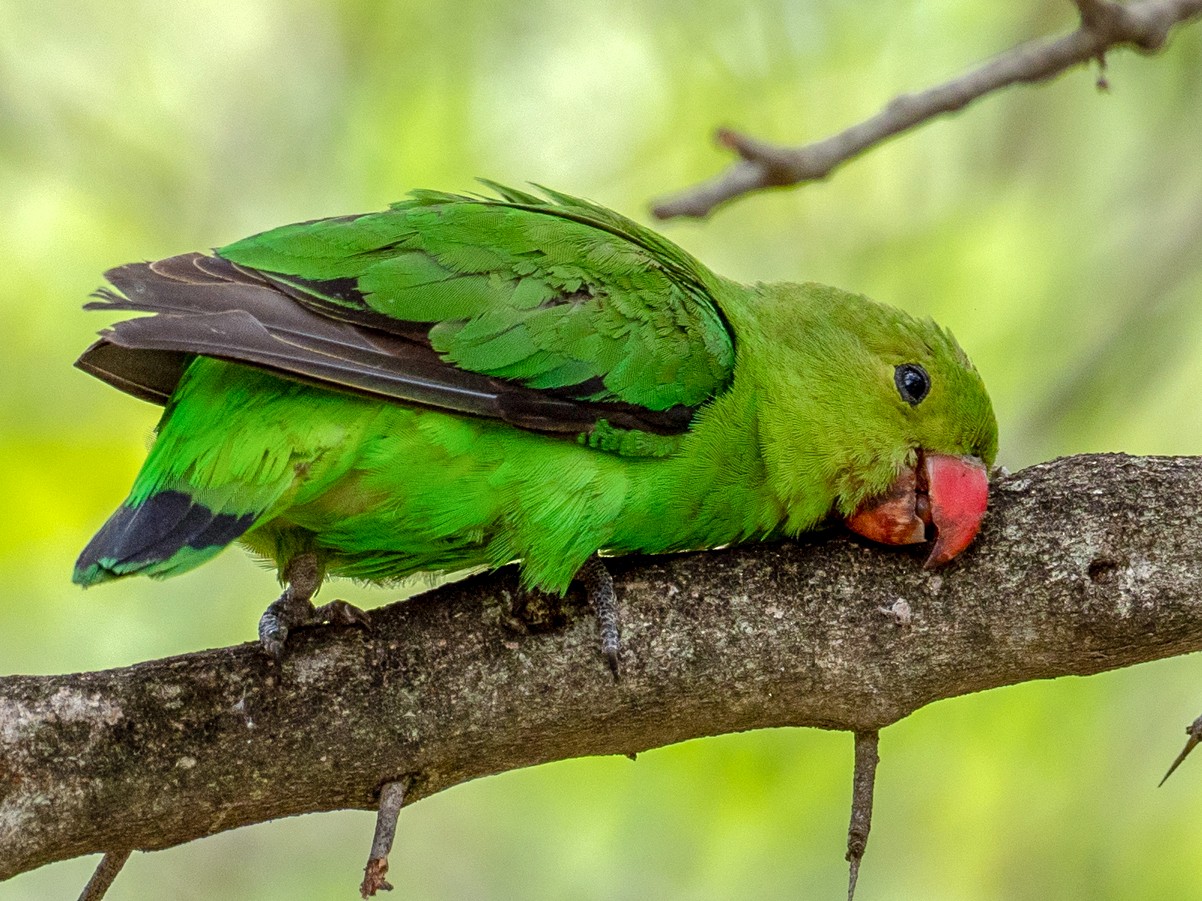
894, 364, 930, 406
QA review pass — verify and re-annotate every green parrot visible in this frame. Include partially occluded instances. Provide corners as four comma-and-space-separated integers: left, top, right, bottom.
74, 184, 998, 666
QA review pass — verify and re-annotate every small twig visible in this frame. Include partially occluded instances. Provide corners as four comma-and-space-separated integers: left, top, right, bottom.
360, 780, 408, 898
845, 731, 880, 901
651, 0, 1202, 219
1074, 0, 1123, 86
1159, 714, 1202, 786
77, 850, 131, 901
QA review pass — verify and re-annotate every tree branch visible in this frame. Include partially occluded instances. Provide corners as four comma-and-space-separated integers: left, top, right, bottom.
3, 453, 1202, 884
651, 0, 1202, 219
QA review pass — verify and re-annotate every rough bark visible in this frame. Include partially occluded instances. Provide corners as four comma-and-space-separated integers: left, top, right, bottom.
3, 453, 1201, 881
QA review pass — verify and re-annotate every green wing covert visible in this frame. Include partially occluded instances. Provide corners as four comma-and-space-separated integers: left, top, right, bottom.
79, 185, 737, 457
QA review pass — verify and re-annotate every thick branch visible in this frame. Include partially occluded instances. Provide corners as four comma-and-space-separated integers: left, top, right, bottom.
651, 0, 1202, 219
4, 454, 1202, 880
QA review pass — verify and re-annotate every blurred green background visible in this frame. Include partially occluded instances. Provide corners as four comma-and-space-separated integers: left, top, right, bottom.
2, 1, 1201, 898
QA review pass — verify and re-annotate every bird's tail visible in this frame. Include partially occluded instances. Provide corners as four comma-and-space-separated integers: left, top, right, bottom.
74, 488, 260, 586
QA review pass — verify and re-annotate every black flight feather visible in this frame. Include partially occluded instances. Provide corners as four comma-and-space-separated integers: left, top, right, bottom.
77, 253, 695, 437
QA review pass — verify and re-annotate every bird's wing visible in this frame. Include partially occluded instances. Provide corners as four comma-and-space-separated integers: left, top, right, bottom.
79, 185, 736, 456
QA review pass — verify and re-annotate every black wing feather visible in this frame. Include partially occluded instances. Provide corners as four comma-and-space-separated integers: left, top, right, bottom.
78, 253, 692, 436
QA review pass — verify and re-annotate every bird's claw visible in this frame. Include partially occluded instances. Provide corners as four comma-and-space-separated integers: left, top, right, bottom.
260, 629, 288, 662
578, 556, 621, 679
258, 595, 297, 661
258, 586, 371, 659
603, 647, 620, 678
316, 599, 372, 631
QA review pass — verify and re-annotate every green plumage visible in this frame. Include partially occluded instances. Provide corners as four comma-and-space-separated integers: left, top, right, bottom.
74, 185, 997, 600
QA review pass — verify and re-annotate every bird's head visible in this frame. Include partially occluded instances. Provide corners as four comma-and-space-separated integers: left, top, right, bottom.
745, 282, 998, 567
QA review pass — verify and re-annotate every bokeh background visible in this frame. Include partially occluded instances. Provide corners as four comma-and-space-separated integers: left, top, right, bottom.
2, 1, 1201, 898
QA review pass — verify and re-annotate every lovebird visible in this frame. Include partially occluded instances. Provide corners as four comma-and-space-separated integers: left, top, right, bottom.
74, 184, 998, 666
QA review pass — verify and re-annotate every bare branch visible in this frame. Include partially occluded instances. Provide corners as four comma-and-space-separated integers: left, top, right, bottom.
651, 0, 1202, 219
76, 851, 130, 901
360, 780, 408, 898
3, 454, 1202, 883
845, 731, 880, 901
1159, 714, 1202, 785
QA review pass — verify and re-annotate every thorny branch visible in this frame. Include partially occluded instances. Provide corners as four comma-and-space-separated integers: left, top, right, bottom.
4, 454, 1202, 897
651, 0, 1202, 219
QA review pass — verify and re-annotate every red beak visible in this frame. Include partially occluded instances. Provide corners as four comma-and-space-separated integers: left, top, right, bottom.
844, 453, 989, 568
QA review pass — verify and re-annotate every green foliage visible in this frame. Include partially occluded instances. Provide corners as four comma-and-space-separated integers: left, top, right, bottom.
1, 0, 1200, 898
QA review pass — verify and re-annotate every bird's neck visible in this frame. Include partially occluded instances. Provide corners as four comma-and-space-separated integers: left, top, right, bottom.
607, 378, 791, 555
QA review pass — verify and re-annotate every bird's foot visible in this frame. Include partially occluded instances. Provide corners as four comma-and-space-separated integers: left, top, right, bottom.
259, 595, 371, 659
258, 552, 369, 659
498, 558, 620, 677
577, 556, 620, 678
259, 588, 311, 660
